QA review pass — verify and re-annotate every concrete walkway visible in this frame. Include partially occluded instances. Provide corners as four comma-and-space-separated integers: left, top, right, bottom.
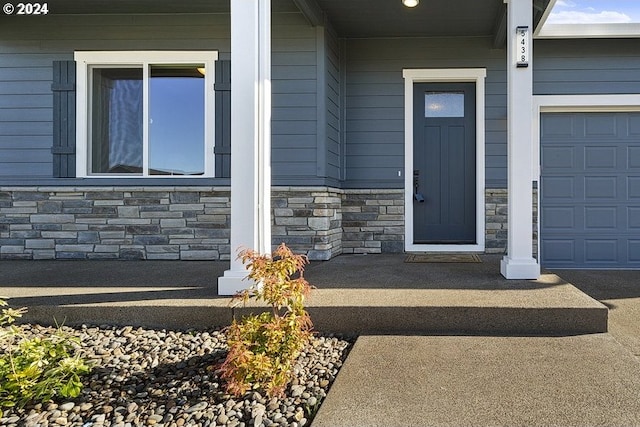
313, 268, 640, 427
313, 334, 640, 427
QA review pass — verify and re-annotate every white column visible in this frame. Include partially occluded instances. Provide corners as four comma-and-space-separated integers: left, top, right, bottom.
219, 0, 272, 295
500, 0, 540, 279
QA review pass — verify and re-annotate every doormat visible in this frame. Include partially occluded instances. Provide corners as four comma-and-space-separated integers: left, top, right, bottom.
404, 254, 482, 263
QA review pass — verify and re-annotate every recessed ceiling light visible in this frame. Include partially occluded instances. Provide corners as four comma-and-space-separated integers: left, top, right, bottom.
403, 0, 419, 7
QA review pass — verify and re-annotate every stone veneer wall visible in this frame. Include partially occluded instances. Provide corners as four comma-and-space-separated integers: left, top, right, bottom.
0, 187, 231, 260
271, 187, 342, 261
485, 188, 539, 258
341, 189, 405, 254
485, 189, 508, 254
0, 186, 534, 260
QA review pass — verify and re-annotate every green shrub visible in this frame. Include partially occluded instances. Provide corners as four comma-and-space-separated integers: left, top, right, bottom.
219, 243, 314, 397
0, 298, 92, 416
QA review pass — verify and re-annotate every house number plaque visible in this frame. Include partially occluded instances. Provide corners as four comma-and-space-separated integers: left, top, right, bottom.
516, 26, 529, 68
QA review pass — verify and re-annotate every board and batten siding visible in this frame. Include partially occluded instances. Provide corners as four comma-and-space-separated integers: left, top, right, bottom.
343, 37, 507, 188
534, 39, 640, 96
0, 11, 322, 185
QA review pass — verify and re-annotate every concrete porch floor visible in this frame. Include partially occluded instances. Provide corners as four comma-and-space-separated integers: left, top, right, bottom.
0, 254, 606, 335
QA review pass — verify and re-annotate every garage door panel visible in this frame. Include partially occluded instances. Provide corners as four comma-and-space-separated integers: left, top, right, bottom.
629, 113, 640, 135
629, 208, 640, 229
542, 206, 576, 229
585, 206, 617, 229
541, 112, 640, 268
541, 114, 577, 137
629, 177, 640, 199
585, 239, 618, 263
585, 114, 617, 137
629, 241, 640, 262
542, 146, 576, 169
629, 147, 640, 168
542, 239, 575, 262
585, 146, 617, 168
542, 176, 575, 198
584, 176, 617, 199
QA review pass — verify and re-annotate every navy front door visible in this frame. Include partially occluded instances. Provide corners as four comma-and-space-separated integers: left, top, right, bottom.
413, 82, 476, 244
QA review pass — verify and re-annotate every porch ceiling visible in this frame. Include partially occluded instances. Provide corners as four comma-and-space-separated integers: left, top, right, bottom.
315, 0, 503, 38
42, 0, 506, 40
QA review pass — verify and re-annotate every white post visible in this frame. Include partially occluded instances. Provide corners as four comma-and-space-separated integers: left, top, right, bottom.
219, 0, 272, 295
500, 0, 540, 279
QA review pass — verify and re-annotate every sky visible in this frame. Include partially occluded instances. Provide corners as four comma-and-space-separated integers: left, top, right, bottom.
547, 0, 640, 24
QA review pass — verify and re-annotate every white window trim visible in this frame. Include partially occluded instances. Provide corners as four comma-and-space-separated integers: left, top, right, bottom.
532, 94, 640, 262
74, 51, 218, 178
402, 68, 486, 253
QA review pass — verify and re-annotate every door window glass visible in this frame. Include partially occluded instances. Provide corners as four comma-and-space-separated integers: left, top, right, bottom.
425, 92, 464, 118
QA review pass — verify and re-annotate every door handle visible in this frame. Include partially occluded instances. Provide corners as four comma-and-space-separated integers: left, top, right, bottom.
413, 170, 425, 203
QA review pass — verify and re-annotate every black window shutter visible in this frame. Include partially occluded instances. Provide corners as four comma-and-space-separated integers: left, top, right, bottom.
51, 60, 76, 178
214, 59, 231, 178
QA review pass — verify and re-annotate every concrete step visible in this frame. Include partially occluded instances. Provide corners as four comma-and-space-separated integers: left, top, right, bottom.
0, 256, 607, 335
234, 277, 608, 335
7, 280, 606, 336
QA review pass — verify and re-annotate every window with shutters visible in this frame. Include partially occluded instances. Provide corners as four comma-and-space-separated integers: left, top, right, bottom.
74, 51, 217, 177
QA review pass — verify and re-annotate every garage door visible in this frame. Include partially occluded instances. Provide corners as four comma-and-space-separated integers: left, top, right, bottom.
541, 112, 640, 268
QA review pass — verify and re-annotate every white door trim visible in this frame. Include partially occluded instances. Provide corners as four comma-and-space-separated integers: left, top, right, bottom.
402, 68, 486, 252
533, 94, 640, 265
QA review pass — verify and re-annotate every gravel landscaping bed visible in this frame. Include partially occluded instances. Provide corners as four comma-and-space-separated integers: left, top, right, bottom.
1, 324, 353, 427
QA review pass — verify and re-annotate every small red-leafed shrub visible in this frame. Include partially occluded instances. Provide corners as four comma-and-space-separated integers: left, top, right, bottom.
219, 244, 313, 397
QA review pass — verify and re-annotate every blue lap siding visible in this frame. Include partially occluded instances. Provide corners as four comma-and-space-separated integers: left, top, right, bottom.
343, 36, 507, 188
0, 10, 328, 186
2, 14, 640, 189
534, 39, 640, 96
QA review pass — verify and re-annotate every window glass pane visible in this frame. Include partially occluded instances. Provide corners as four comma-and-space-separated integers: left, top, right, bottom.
91, 68, 143, 174
149, 65, 205, 176
425, 92, 464, 118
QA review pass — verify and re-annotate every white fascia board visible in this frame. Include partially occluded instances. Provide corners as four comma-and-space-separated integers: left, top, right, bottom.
533, 0, 557, 37
536, 23, 640, 39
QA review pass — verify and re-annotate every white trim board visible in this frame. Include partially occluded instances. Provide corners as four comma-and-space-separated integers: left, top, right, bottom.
535, 23, 640, 39
531, 0, 640, 39
532, 0, 557, 37
402, 68, 486, 253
